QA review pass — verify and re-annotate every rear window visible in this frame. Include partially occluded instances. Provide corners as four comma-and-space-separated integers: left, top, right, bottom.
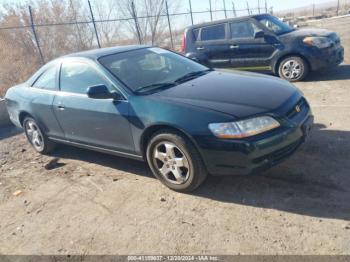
200, 24, 226, 41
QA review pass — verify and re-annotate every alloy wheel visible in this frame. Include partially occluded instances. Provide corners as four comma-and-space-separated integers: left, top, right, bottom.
152, 141, 191, 185
281, 59, 302, 80
25, 120, 44, 152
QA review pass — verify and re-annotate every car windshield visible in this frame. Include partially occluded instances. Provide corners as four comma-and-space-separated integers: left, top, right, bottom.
98, 47, 210, 94
255, 14, 294, 35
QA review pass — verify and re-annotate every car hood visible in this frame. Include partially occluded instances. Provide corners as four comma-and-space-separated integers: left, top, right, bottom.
280, 28, 335, 39
153, 71, 299, 119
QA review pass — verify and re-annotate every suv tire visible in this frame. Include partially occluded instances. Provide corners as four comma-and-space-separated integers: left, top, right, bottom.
278, 56, 309, 82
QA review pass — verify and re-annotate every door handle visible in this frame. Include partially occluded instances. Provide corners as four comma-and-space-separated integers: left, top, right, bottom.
229, 45, 239, 49
196, 47, 205, 50
57, 105, 65, 110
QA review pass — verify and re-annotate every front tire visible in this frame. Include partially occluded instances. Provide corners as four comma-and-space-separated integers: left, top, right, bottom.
146, 130, 207, 192
23, 117, 56, 154
278, 56, 309, 82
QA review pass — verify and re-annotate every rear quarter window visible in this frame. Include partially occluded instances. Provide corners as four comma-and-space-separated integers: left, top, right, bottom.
32, 66, 57, 90
193, 29, 200, 41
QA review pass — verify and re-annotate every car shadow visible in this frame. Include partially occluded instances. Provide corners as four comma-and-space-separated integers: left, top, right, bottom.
49, 123, 350, 221
51, 144, 153, 178
305, 64, 350, 81
194, 123, 350, 221
0, 125, 22, 140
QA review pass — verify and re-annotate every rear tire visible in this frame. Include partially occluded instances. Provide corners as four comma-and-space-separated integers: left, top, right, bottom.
23, 117, 56, 154
146, 130, 207, 192
278, 56, 309, 82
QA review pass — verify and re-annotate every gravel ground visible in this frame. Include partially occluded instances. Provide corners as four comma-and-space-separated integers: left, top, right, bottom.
0, 16, 350, 255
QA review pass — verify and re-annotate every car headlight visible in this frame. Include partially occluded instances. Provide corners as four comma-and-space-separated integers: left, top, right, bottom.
303, 36, 332, 49
208, 116, 280, 139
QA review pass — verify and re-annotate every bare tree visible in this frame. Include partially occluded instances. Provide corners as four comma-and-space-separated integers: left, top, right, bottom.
0, 0, 95, 95
144, 0, 165, 45
117, 0, 177, 45
90, 0, 125, 46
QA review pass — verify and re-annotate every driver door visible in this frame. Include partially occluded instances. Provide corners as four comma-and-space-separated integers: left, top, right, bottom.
52, 61, 135, 154
228, 19, 277, 69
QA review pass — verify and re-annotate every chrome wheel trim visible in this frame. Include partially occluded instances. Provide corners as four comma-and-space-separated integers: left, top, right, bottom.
153, 141, 191, 185
281, 59, 302, 79
25, 120, 44, 151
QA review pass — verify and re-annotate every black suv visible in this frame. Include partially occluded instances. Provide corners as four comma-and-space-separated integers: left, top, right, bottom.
182, 14, 344, 81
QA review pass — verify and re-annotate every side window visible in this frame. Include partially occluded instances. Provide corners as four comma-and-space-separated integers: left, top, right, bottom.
230, 20, 259, 39
193, 29, 200, 41
33, 66, 57, 90
258, 18, 282, 33
200, 24, 226, 41
60, 62, 109, 94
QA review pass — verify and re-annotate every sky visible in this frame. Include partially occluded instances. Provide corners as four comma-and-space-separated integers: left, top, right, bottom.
0, 0, 341, 13
0, 0, 345, 32
188, 0, 336, 12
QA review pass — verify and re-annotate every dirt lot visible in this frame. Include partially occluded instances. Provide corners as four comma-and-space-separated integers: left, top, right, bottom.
1, 16, 350, 255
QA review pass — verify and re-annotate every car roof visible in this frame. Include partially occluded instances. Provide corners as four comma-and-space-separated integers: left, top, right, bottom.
26, 45, 151, 85
186, 14, 268, 30
63, 45, 151, 60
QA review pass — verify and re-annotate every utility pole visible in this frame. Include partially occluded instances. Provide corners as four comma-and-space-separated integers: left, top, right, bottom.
223, 0, 227, 18
131, 0, 142, 44
209, 0, 213, 21
336, 0, 340, 16
189, 0, 194, 25
165, 0, 174, 49
28, 6, 44, 64
232, 1, 237, 17
87, 0, 101, 48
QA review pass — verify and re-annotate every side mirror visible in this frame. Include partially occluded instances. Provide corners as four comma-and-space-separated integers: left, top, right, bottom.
254, 31, 265, 38
87, 85, 123, 100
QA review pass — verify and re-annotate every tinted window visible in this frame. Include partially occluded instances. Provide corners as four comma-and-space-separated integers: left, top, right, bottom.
99, 47, 208, 92
193, 29, 200, 41
60, 62, 108, 94
33, 66, 57, 90
255, 14, 293, 35
200, 24, 226, 41
230, 20, 259, 38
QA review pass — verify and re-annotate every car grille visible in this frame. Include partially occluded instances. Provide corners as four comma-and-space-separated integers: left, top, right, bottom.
286, 97, 308, 119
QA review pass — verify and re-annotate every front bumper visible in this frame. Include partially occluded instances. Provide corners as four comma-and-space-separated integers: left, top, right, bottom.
196, 101, 314, 176
308, 45, 344, 71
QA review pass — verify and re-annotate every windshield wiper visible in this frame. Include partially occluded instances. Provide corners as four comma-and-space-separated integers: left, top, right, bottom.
134, 82, 176, 94
174, 69, 212, 84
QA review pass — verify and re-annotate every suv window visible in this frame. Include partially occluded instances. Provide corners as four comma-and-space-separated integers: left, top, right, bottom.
33, 66, 57, 90
200, 24, 226, 41
230, 20, 259, 38
193, 29, 200, 41
60, 62, 108, 94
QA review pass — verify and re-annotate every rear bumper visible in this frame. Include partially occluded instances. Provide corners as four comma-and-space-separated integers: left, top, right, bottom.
195, 107, 313, 176
308, 45, 344, 71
